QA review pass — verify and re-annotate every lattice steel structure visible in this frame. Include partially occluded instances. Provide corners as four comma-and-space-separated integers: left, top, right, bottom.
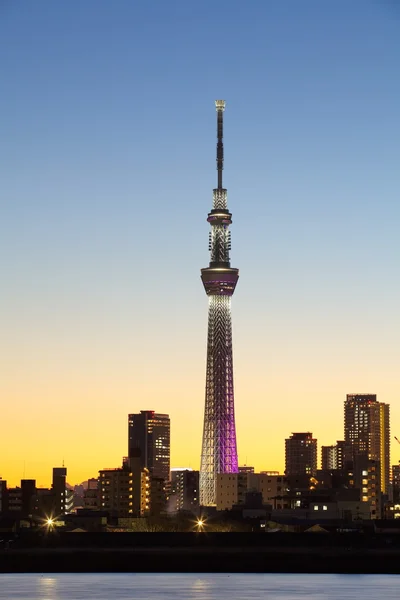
200, 100, 239, 506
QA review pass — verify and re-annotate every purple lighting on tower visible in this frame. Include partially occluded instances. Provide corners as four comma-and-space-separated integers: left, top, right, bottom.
199, 100, 239, 506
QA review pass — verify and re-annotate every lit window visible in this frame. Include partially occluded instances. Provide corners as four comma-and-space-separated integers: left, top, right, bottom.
314, 506, 319, 511
323, 505, 327, 511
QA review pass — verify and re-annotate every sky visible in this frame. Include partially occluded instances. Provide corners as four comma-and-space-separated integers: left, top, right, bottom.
1, 0, 400, 487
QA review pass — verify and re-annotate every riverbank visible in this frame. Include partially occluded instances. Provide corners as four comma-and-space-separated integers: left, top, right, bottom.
2, 534, 400, 573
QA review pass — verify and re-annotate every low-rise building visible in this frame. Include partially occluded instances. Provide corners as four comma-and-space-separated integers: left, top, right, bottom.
34, 488, 57, 519
392, 465, 400, 504
7, 487, 22, 513
99, 462, 149, 517
150, 476, 166, 517
217, 473, 288, 511
4, 480, 36, 518
258, 474, 288, 509
216, 473, 249, 511
351, 456, 381, 518
238, 466, 254, 474
84, 479, 100, 510
270, 498, 371, 522
0, 479, 6, 513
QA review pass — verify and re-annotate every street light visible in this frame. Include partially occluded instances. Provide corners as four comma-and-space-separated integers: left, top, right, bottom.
44, 517, 55, 531
196, 519, 204, 532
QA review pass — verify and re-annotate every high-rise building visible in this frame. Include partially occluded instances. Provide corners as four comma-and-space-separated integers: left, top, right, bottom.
128, 411, 170, 482
200, 100, 239, 506
21, 479, 36, 517
321, 441, 345, 471
169, 469, 199, 513
285, 433, 317, 477
378, 402, 390, 494
344, 394, 390, 494
52, 467, 67, 516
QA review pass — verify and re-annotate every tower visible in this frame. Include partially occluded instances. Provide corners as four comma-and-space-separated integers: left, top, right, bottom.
200, 100, 239, 506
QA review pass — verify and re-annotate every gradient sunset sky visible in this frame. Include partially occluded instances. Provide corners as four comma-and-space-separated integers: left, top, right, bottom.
1, 0, 400, 487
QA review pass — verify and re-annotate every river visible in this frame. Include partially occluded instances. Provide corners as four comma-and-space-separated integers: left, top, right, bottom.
0, 573, 399, 599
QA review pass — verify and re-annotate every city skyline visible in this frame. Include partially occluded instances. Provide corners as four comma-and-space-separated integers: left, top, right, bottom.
1, 1, 400, 487
0, 395, 394, 489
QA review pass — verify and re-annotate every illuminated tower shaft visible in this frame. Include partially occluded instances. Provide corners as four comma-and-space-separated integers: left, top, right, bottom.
200, 100, 239, 506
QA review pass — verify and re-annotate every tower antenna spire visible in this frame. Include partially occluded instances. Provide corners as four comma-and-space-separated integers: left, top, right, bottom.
215, 100, 225, 189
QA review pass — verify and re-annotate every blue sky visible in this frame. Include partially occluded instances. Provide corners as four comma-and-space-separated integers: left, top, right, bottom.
1, 0, 400, 484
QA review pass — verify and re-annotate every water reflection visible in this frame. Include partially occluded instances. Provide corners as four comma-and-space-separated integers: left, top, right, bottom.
38, 575, 58, 599
189, 576, 213, 599
0, 573, 399, 600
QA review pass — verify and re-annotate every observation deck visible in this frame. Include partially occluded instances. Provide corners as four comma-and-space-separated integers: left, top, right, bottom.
201, 266, 239, 296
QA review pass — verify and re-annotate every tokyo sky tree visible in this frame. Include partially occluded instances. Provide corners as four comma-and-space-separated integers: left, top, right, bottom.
200, 100, 239, 506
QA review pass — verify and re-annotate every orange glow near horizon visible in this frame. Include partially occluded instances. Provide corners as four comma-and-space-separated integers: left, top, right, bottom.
2, 332, 399, 488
